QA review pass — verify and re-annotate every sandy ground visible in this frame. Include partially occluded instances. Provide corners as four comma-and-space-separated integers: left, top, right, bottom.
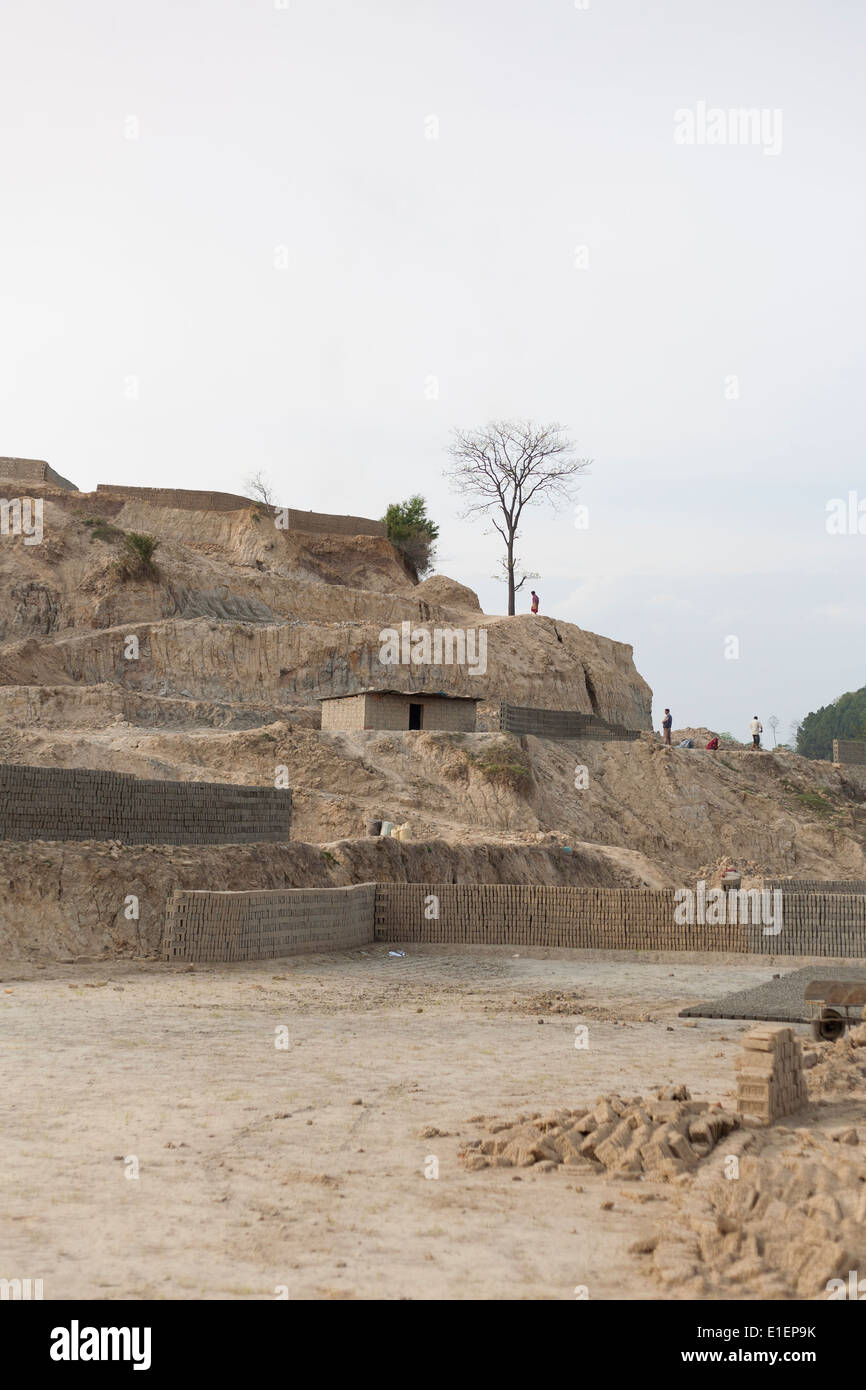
0, 946, 828, 1301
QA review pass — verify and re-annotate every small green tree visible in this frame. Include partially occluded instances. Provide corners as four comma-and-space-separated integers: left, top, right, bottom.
113, 532, 160, 582
383, 496, 439, 578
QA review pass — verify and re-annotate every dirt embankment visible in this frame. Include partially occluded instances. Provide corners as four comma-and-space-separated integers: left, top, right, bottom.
1, 706, 862, 886
0, 835, 636, 962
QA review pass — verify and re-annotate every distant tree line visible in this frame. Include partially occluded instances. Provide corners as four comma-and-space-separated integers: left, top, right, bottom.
795, 686, 866, 761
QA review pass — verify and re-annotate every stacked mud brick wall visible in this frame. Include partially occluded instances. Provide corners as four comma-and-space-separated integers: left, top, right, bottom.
155, 882, 866, 963
735, 1026, 807, 1125
374, 884, 747, 951
497, 702, 640, 741
320, 692, 478, 732
320, 693, 369, 731
0, 457, 78, 490
833, 739, 866, 766
0, 765, 291, 844
163, 883, 376, 961
96, 484, 261, 512
283, 508, 386, 537
752, 892, 866, 956
95, 486, 387, 536
764, 878, 866, 895
374, 884, 866, 956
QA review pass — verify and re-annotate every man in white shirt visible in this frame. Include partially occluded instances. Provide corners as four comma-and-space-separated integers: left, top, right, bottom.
750, 715, 763, 750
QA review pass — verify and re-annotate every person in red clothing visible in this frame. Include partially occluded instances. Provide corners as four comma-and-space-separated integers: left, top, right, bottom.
530, 590, 539, 614
706, 736, 719, 750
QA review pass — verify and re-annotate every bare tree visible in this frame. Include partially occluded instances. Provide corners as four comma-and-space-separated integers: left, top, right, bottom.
245, 470, 276, 509
768, 714, 780, 747
445, 420, 590, 615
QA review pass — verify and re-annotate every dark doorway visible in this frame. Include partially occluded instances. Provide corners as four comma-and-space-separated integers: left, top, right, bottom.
408, 702, 423, 730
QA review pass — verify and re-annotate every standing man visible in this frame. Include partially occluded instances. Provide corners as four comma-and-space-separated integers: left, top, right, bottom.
530, 590, 539, 614
662, 708, 673, 745
750, 714, 763, 750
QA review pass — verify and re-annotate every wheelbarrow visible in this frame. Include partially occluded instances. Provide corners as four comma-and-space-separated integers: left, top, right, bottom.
803, 980, 866, 1042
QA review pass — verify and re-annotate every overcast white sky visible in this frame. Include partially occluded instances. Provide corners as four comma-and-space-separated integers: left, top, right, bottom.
1, 0, 864, 740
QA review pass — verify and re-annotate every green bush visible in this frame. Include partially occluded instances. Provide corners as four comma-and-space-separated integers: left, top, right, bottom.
467, 739, 533, 792
112, 532, 160, 582
793, 790, 835, 818
83, 517, 123, 544
382, 496, 439, 578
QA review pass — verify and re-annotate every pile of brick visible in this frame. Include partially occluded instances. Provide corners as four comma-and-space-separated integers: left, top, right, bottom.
804, 1021, 866, 1095
375, 882, 866, 957
461, 1085, 739, 1180
0, 456, 77, 489
833, 738, 866, 767
497, 701, 640, 741
0, 763, 292, 844
163, 883, 376, 961
638, 1137, 866, 1298
735, 1025, 808, 1125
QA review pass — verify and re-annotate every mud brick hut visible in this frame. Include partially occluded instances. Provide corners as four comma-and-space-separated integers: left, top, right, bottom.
319, 689, 480, 733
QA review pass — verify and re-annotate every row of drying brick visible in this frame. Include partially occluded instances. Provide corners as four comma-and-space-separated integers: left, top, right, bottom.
0, 457, 78, 489
0, 764, 292, 845
157, 884, 866, 961
160, 884, 866, 962
163, 885, 376, 960
374, 885, 866, 956
765, 878, 866, 894
94, 486, 386, 534
497, 702, 641, 741
375, 884, 745, 950
833, 739, 866, 766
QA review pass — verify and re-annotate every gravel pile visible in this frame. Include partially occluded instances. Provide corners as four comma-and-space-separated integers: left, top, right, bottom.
680, 965, 866, 1023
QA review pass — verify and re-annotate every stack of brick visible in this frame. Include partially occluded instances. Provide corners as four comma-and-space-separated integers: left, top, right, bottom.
94, 488, 387, 534
373, 883, 745, 953
373, 883, 866, 958
0, 457, 78, 490
833, 739, 866, 767
735, 1025, 808, 1125
0, 763, 292, 844
497, 702, 640, 742
163, 884, 376, 961
764, 877, 866, 895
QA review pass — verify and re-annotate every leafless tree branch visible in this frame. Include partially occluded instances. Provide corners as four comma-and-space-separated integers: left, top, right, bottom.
445, 419, 590, 615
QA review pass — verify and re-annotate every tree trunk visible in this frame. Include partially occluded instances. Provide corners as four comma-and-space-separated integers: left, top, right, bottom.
506, 535, 515, 616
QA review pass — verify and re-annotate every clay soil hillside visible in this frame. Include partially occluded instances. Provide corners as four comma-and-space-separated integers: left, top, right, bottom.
1, 703, 864, 887
2, 471, 866, 893
0, 479, 651, 725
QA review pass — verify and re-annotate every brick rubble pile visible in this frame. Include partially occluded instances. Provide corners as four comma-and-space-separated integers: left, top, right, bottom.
462, 1085, 739, 1179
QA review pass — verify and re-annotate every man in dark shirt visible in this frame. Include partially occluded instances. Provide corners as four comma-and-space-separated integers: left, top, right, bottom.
662, 708, 673, 745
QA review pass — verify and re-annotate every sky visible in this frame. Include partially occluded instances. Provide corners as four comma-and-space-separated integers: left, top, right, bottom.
1, 0, 864, 740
